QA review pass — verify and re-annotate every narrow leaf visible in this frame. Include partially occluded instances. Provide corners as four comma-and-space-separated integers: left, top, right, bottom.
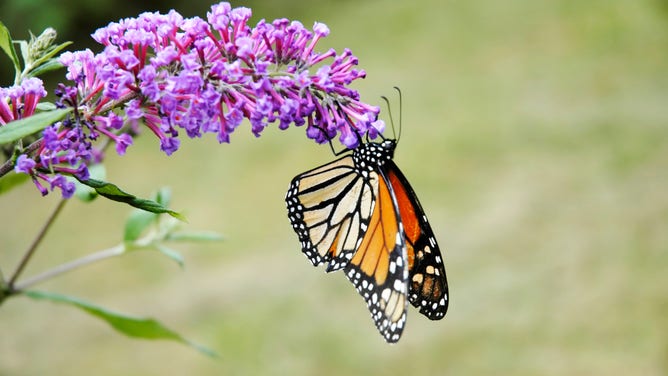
166, 231, 225, 243
36, 102, 57, 111
24, 290, 216, 357
69, 163, 106, 202
19, 40, 29, 69
155, 187, 171, 207
155, 244, 185, 268
28, 58, 64, 77
0, 21, 21, 75
0, 108, 72, 144
0, 173, 29, 196
124, 209, 157, 242
30, 41, 72, 68
75, 177, 185, 221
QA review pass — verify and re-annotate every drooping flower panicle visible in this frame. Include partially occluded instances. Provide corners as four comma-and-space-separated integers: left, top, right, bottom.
3, 2, 385, 198
83, 4, 382, 148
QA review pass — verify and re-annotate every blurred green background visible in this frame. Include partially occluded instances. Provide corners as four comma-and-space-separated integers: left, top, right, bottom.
1, 0, 667, 374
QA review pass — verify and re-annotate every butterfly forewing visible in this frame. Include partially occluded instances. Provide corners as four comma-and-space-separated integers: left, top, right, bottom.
384, 160, 449, 319
286, 155, 377, 270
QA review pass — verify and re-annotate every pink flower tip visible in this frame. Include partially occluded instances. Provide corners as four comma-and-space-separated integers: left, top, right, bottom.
313, 22, 329, 37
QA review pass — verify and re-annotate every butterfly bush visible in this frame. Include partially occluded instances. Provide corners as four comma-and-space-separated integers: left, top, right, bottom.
4, 2, 385, 198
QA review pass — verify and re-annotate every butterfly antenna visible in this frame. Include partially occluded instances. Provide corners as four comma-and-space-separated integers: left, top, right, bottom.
394, 86, 403, 143
353, 124, 364, 145
380, 95, 395, 141
311, 124, 342, 156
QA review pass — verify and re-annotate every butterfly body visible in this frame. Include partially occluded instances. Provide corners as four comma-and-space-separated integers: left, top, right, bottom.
286, 139, 448, 343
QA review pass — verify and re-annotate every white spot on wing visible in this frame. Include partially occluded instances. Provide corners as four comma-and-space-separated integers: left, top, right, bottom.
381, 288, 391, 302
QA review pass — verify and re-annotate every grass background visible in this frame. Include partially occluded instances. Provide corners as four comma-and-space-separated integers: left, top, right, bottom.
1, 0, 667, 374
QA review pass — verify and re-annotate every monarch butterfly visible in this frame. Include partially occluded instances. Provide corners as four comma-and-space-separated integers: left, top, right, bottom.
285, 99, 448, 343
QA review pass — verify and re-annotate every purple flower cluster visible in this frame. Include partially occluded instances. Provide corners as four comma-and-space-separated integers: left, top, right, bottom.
1, 78, 80, 198
74, 2, 382, 151
0, 78, 46, 126
5, 1, 384, 198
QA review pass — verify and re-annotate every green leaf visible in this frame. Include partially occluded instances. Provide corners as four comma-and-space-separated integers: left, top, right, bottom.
0, 108, 72, 144
28, 58, 64, 77
23, 290, 217, 357
155, 187, 171, 207
30, 41, 72, 69
0, 21, 21, 76
68, 163, 106, 202
166, 231, 225, 243
0, 173, 30, 196
155, 244, 185, 268
75, 177, 185, 221
124, 209, 157, 242
36, 102, 58, 111
19, 40, 29, 68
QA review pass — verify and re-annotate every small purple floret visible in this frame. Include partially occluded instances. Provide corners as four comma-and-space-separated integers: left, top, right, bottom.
14, 155, 36, 174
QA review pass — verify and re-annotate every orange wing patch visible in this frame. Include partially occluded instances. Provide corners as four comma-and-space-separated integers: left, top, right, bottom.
385, 162, 448, 320
350, 172, 398, 285
345, 172, 408, 343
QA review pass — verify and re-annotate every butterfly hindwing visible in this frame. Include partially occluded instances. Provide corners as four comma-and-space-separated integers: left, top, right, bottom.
384, 159, 449, 319
343, 169, 409, 343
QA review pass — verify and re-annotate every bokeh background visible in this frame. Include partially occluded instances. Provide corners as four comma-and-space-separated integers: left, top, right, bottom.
1, 0, 667, 374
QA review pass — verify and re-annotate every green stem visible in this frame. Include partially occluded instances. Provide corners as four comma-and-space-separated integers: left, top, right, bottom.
0, 267, 6, 305
7, 198, 68, 289
11, 244, 125, 292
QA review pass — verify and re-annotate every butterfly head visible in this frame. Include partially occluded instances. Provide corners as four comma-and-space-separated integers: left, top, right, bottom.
352, 139, 397, 172
379, 139, 397, 157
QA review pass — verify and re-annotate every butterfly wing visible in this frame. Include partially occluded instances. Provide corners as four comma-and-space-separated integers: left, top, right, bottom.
343, 169, 409, 343
286, 155, 377, 271
286, 140, 447, 343
383, 159, 449, 320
